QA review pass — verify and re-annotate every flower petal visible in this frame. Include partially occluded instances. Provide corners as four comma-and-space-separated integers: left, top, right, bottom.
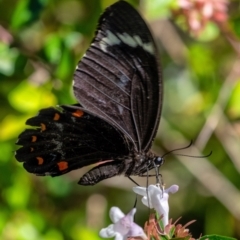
126, 208, 136, 221
127, 223, 147, 240
132, 186, 147, 197
100, 207, 145, 240
141, 196, 153, 208
114, 232, 124, 240
110, 207, 125, 223
114, 208, 137, 235
165, 185, 179, 194
114, 216, 131, 235
99, 224, 115, 238
133, 184, 179, 228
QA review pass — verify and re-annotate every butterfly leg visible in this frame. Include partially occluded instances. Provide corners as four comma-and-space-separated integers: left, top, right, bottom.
128, 176, 139, 186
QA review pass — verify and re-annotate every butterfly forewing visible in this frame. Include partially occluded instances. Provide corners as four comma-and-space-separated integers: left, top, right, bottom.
74, 1, 162, 152
16, 105, 131, 176
15, 1, 163, 185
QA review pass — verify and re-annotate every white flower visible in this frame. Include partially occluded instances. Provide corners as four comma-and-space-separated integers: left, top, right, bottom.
99, 207, 147, 240
133, 184, 179, 227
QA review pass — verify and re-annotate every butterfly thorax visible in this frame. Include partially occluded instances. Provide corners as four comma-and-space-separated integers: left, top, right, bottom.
124, 151, 163, 176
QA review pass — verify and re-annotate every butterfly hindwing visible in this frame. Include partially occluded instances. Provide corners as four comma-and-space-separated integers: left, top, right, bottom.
74, 1, 162, 152
15, 105, 131, 176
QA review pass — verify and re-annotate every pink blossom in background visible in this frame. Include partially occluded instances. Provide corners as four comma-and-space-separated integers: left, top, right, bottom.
176, 0, 229, 35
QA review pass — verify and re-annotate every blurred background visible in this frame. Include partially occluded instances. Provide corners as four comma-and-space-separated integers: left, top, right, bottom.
1, 0, 240, 239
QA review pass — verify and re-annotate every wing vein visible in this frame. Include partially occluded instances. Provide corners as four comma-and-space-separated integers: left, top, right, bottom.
76, 69, 131, 111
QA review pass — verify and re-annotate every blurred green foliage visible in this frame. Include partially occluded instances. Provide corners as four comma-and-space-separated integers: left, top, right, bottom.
1, 0, 240, 239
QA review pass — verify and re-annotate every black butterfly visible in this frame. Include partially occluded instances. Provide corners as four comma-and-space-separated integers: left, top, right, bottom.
15, 0, 163, 185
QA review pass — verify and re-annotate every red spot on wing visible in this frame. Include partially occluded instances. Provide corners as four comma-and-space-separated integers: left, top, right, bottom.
31, 136, 37, 142
36, 157, 44, 165
53, 113, 60, 121
72, 110, 84, 118
40, 123, 46, 131
57, 161, 68, 171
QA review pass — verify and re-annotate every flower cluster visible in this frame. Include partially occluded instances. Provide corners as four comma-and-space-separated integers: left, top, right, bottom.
99, 184, 191, 240
173, 0, 229, 35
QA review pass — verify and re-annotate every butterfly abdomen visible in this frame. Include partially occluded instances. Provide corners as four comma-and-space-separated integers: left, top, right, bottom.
79, 152, 157, 185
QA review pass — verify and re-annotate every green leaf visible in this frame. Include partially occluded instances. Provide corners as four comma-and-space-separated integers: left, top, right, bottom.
200, 235, 237, 240
11, 0, 31, 29
3, 171, 31, 208
188, 44, 215, 78
160, 235, 170, 240
231, 16, 240, 38
70, 227, 101, 240
0, 142, 12, 162
8, 80, 57, 113
145, 0, 176, 20
0, 43, 19, 76
169, 225, 176, 238
55, 46, 75, 81
44, 229, 64, 240
44, 34, 62, 64
195, 22, 220, 42
0, 115, 28, 140
43, 176, 72, 197
169, 237, 190, 240
227, 80, 240, 118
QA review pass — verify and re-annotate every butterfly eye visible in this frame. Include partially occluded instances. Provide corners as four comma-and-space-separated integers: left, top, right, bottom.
154, 157, 164, 166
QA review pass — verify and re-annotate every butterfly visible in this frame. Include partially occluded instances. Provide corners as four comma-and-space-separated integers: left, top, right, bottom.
15, 0, 163, 185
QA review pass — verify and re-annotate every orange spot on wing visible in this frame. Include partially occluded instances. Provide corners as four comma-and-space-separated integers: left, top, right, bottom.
53, 113, 60, 121
72, 110, 84, 118
36, 157, 44, 165
57, 161, 68, 171
41, 123, 46, 131
31, 136, 37, 142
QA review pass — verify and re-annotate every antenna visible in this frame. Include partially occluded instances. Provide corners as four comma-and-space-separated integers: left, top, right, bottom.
155, 141, 212, 184
174, 151, 212, 158
161, 140, 193, 159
